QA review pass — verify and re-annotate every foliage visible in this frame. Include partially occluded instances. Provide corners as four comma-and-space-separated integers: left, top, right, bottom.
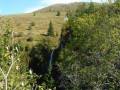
57, 2, 120, 89
33, 13, 36, 16
56, 32, 59, 36
27, 22, 35, 30
88, 2, 95, 14
31, 22, 35, 26
25, 44, 31, 52
27, 36, 34, 42
44, 66, 55, 89
0, 18, 29, 90
75, 2, 87, 17
29, 41, 51, 75
27, 25, 32, 30
56, 11, 60, 16
48, 21, 54, 37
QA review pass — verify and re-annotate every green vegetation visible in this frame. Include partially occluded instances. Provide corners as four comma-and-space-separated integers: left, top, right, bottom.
57, 1, 120, 89
48, 20, 54, 37
27, 36, 34, 42
33, 13, 36, 16
31, 22, 35, 26
27, 25, 32, 30
0, 19, 40, 89
27, 22, 35, 30
56, 32, 59, 36
0, 1, 120, 90
56, 11, 60, 16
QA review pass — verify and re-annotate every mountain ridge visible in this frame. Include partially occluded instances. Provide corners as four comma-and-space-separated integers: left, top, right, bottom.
33, 2, 90, 13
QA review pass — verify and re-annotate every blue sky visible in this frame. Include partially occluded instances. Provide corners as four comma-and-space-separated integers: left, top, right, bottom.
0, 0, 103, 15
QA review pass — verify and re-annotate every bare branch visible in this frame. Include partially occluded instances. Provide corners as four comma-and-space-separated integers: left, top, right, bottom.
6, 60, 17, 77
0, 68, 5, 77
11, 31, 14, 64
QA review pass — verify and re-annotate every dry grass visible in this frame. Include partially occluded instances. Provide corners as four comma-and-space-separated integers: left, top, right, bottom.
3, 12, 66, 48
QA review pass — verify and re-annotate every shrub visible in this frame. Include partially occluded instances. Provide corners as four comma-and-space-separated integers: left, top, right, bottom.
56, 11, 60, 16
25, 44, 31, 52
31, 22, 35, 26
27, 25, 32, 30
33, 13, 36, 16
56, 32, 59, 36
18, 40, 25, 51
27, 36, 34, 42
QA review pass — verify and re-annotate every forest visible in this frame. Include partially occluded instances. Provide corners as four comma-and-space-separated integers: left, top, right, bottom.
0, 0, 120, 90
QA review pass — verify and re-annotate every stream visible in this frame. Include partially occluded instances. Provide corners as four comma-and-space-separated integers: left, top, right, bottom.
49, 50, 55, 66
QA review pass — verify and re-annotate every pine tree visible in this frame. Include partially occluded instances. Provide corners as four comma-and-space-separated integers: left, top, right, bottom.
88, 2, 95, 14
56, 11, 60, 16
48, 21, 54, 37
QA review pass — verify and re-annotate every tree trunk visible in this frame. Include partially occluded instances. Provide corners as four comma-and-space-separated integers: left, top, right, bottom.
5, 77, 7, 90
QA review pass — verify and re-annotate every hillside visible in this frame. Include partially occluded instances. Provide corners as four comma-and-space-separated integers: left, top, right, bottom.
33, 2, 89, 13
2, 2, 100, 48
0, 1, 120, 90
33, 2, 100, 13
3, 12, 65, 48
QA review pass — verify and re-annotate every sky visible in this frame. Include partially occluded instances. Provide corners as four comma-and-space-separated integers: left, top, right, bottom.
0, 0, 104, 15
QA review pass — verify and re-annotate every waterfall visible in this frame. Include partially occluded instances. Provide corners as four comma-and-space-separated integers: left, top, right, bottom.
49, 50, 55, 65
61, 44, 63, 50
64, 16, 68, 21
61, 36, 63, 42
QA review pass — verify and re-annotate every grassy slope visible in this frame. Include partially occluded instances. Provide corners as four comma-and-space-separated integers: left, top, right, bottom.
34, 2, 90, 13
4, 12, 65, 48
3, 2, 95, 48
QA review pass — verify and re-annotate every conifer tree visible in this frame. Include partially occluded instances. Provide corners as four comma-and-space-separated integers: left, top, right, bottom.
48, 21, 54, 37
56, 11, 60, 16
88, 2, 95, 14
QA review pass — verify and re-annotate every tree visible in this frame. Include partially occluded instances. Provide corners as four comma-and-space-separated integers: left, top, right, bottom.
0, 19, 20, 90
88, 2, 95, 14
75, 2, 87, 17
33, 13, 36, 16
48, 21, 54, 37
57, 3, 120, 89
44, 66, 55, 89
0, 18, 34, 90
56, 11, 60, 16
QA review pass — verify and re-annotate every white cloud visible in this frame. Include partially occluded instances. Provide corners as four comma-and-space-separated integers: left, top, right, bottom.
0, 10, 1, 15
41, 0, 81, 5
40, 0, 102, 5
24, 7, 43, 13
24, 0, 103, 13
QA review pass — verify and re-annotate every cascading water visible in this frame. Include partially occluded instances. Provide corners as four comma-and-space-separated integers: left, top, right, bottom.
49, 50, 55, 66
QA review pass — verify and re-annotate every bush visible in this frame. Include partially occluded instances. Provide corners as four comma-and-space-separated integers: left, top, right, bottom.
56, 11, 60, 16
27, 36, 34, 42
27, 25, 32, 30
56, 32, 59, 36
25, 44, 31, 52
27, 22, 35, 30
33, 13, 36, 16
18, 40, 25, 51
31, 22, 35, 26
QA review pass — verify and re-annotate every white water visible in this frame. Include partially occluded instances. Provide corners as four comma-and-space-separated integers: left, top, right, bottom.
49, 50, 55, 65
64, 16, 68, 21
